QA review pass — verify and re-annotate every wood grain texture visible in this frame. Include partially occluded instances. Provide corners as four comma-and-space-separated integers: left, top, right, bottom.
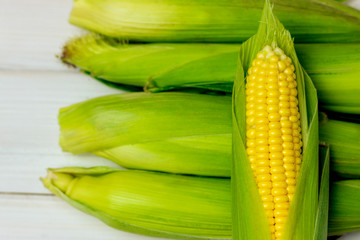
0, 71, 121, 193
0, 0, 84, 71
346, 0, 360, 8
0, 194, 156, 240
0, 0, 359, 239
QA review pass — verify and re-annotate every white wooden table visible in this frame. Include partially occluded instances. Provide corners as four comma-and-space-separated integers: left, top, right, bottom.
1, 0, 359, 239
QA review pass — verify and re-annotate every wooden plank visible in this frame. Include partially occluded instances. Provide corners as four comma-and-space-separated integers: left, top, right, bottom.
347, 0, 360, 8
1, 0, 360, 239
0, 153, 120, 194
0, 194, 156, 240
0, 70, 122, 193
342, 232, 360, 240
0, 0, 82, 71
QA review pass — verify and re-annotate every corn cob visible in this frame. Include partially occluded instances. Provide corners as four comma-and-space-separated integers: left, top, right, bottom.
69, 0, 360, 43
41, 147, 345, 240
232, 2, 320, 239
244, 45, 302, 239
59, 91, 360, 178
59, 92, 231, 154
41, 167, 232, 239
61, 35, 360, 114
59, 92, 232, 177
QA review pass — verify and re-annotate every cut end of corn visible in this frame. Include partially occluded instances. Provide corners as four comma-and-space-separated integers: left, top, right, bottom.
245, 44, 303, 240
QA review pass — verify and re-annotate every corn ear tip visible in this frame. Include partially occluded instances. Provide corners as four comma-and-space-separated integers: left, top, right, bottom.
59, 34, 95, 66
60, 33, 128, 65
58, 40, 77, 68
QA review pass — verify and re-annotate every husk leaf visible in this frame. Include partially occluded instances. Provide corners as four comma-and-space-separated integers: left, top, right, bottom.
329, 180, 360, 236
313, 145, 330, 240
95, 134, 231, 177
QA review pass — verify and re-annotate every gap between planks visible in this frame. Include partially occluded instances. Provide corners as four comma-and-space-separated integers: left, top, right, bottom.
0, 192, 53, 197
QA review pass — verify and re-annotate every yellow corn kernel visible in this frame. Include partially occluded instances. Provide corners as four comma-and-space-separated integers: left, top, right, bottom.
271, 174, 286, 182
262, 195, 274, 202
272, 182, 287, 189
270, 160, 283, 167
269, 145, 282, 152
246, 147, 256, 155
267, 97, 279, 105
275, 202, 289, 210
257, 153, 270, 160
272, 188, 287, 196
259, 181, 273, 189
246, 139, 256, 148
245, 45, 302, 240
256, 138, 268, 145
284, 163, 295, 171
269, 137, 282, 145
257, 146, 269, 153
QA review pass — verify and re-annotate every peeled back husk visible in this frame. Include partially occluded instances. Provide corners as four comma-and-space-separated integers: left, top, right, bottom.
59, 92, 360, 178
61, 35, 360, 114
232, 1, 320, 239
69, 0, 360, 43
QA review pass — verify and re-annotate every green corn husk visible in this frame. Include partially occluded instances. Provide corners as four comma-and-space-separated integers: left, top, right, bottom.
319, 113, 360, 178
232, 1, 320, 239
59, 92, 232, 177
59, 91, 360, 178
61, 35, 360, 114
295, 44, 360, 114
41, 167, 232, 239
69, 0, 360, 43
41, 147, 340, 239
329, 180, 360, 236
61, 35, 239, 92
59, 92, 231, 154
